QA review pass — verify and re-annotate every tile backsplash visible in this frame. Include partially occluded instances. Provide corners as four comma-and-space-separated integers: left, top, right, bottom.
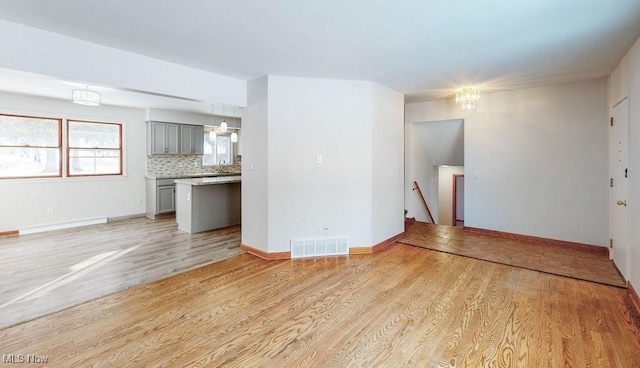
147, 155, 241, 177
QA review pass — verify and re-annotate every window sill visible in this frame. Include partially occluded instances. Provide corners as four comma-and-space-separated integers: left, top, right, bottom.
0, 175, 129, 184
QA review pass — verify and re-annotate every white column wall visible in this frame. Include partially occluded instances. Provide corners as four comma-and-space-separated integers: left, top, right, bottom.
371, 83, 405, 243
267, 76, 374, 251
241, 77, 269, 251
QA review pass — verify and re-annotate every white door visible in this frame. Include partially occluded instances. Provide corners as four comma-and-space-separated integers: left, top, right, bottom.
610, 98, 629, 280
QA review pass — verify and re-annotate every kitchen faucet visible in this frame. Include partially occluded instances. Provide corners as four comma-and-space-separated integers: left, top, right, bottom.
218, 158, 226, 171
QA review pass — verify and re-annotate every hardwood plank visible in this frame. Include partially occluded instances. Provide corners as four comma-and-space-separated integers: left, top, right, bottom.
400, 222, 626, 287
1, 245, 639, 367
464, 225, 609, 256
0, 216, 243, 329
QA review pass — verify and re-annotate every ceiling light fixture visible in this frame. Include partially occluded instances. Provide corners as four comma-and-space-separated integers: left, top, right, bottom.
230, 106, 238, 143
220, 105, 228, 132
72, 85, 101, 106
455, 87, 480, 110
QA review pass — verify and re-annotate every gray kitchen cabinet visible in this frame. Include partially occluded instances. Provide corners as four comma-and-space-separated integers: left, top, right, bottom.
148, 121, 180, 155
146, 178, 177, 218
180, 125, 204, 154
157, 185, 176, 213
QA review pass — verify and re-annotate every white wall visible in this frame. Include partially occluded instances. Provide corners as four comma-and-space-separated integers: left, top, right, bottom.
267, 76, 374, 251
0, 19, 246, 107
243, 76, 404, 253
242, 77, 269, 251
371, 83, 405, 242
404, 123, 439, 223
406, 78, 609, 246
0, 92, 146, 232
438, 166, 464, 226
609, 34, 640, 289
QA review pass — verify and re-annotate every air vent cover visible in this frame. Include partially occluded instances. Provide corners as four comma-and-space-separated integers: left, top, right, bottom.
291, 237, 348, 258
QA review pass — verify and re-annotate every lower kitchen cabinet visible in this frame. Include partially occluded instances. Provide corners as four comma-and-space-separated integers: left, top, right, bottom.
146, 178, 177, 218
157, 185, 175, 213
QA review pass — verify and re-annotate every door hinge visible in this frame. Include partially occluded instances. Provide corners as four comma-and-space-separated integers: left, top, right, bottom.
610, 239, 613, 248
610, 178, 613, 187
610, 117, 614, 126
625, 168, 628, 178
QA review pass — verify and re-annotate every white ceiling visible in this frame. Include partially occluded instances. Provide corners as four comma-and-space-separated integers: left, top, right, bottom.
0, 0, 638, 106
413, 120, 464, 166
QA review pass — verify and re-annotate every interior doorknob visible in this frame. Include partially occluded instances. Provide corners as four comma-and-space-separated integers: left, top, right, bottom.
617, 200, 627, 206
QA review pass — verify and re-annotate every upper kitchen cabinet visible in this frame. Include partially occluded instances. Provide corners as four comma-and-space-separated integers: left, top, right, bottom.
180, 125, 204, 155
148, 121, 180, 155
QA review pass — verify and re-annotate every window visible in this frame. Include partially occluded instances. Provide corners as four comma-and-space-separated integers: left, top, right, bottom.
203, 133, 232, 166
67, 120, 122, 176
0, 114, 62, 178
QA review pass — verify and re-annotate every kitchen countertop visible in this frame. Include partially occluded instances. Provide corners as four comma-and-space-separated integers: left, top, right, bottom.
145, 172, 241, 179
173, 175, 241, 186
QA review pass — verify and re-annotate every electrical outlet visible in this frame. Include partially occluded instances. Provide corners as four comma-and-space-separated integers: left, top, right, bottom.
316, 224, 323, 234
45, 207, 54, 215
136, 198, 142, 205
316, 155, 323, 164
323, 226, 329, 234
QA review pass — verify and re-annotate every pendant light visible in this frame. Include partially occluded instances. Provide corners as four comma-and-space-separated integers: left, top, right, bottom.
220, 105, 228, 132
209, 104, 216, 141
230, 106, 238, 143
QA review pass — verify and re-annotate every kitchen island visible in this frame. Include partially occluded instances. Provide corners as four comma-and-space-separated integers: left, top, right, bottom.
174, 175, 241, 233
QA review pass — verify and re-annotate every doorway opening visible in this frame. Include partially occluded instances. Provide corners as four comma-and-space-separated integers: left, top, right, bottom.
453, 174, 464, 227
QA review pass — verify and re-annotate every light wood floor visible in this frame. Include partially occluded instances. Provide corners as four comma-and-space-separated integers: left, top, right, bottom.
0, 217, 242, 330
400, 222, 626, 287
1, 244, 639, 367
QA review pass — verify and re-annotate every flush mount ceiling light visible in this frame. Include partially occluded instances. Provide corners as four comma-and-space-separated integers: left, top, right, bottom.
72, 85, 101, 106
230, 106, 238, 143
220, 105, 228, 132
455, 87, 480, 110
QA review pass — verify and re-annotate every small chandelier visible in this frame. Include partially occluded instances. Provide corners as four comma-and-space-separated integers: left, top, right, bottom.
220, 105, 228, 132
72, 86, 101, 106
455, 87, 480, 110
230, 106, 238, 143
209, 104, 217, 141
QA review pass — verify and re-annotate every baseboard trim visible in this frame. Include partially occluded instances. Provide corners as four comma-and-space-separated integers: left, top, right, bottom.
464, 226, 608, 257
628, 281, 640, 317
242, 231, 406, 259
349, 247, 373, 255
349, 231, 406, 255
0, 230, 19, 237
19, 218, 108, 235
108, 213, 147, 222
240, 244, 291, 261
372, 231, 406, 252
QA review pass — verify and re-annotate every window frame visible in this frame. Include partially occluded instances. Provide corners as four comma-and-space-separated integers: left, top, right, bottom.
66, 119, 123, 177
0, 113, 63, 179
202, 132, 233, 167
